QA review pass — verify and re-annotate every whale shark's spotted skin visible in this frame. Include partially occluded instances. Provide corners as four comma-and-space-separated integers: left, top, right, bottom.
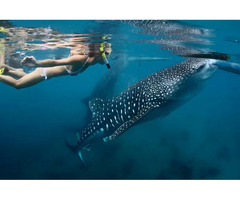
122, 20, 209, 36
76, 58, 218, 150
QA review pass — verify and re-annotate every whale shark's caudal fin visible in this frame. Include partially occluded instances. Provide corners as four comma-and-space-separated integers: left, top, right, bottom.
65, 133, 86, 167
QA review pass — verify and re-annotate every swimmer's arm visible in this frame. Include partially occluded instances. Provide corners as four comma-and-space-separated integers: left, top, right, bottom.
37, 56, 86, 67
21, 55, 85, 67
36, 58, 69, 67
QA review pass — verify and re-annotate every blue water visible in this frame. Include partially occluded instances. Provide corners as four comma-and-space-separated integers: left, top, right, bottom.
0, 20, 240, 179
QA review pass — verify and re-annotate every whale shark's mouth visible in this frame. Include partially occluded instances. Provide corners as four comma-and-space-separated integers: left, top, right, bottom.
192, 59, 218, 81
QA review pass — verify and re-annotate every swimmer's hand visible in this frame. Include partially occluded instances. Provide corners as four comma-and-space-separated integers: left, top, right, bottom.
21, 56, 38, 67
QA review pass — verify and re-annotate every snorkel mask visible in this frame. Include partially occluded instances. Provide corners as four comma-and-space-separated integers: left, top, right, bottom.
100, 40, 111, 69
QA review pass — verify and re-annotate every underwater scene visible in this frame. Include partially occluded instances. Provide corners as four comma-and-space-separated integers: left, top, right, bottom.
0, 20, 240, 179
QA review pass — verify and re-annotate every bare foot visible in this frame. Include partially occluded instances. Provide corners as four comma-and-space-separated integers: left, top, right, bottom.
0, 65, 9, 74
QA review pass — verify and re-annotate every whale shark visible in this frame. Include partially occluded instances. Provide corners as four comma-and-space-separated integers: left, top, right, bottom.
67, 58, 240, 163
65, 20, 240, 163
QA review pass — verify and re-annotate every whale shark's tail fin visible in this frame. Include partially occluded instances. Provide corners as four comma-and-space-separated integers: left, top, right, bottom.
65, 133, 86, 167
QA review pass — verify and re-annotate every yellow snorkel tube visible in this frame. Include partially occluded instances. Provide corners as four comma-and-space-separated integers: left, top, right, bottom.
100, 38, 111, 69
0, 67, 5, 75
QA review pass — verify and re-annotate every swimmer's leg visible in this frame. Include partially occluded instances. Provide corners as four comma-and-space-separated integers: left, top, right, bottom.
0, 68, 45, 89
0, 66, 67, 89
8, 69, 27, 78
0, 64, 27, 78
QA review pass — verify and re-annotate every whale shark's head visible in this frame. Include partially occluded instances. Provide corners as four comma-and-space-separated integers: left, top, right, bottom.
191, 59, 218, 81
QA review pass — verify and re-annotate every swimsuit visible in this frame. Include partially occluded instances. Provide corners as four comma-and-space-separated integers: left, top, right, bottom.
64, 57, 89, 76
40, 67, 48, 80
40, 56, 89, 79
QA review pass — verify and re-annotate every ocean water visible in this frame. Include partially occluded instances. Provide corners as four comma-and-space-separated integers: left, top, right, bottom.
0, 20, 240, 179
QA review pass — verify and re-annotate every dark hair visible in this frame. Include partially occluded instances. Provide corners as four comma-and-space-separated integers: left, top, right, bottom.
85, 43, 111, 57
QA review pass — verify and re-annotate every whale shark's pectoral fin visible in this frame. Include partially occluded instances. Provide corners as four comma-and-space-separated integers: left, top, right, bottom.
103, 105, 155, 142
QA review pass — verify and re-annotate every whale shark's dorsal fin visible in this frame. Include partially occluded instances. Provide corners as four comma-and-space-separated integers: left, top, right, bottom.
89, 98, 105, 118
103, 104, 156, 142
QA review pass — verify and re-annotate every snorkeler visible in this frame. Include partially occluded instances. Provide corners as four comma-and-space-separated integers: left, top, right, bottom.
0, 43, 111, 89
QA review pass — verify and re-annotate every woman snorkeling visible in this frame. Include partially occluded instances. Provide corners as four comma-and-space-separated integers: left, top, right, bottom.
0, 42, 111, 89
